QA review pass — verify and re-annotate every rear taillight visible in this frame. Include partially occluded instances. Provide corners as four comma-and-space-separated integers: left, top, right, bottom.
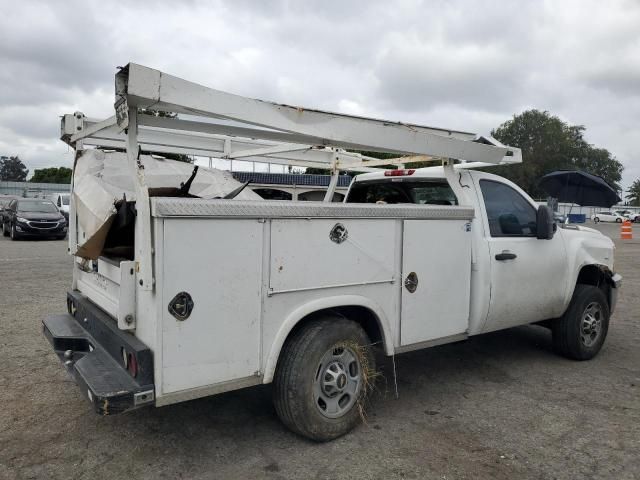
121, 347, 138, 378
127, 353, 138, 378
384, 169, 415, 176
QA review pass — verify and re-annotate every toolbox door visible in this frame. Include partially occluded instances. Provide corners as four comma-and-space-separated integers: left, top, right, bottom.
161, 218, 263, 394
400, 220, 471, 346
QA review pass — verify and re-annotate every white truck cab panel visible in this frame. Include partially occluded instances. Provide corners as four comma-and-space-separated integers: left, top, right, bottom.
469, 171, 570, 332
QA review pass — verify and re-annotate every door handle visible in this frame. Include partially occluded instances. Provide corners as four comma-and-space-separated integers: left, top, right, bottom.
495, 251, 517, 261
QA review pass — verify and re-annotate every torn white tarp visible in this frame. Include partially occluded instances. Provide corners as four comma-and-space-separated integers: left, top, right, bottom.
72, 149, 261, 258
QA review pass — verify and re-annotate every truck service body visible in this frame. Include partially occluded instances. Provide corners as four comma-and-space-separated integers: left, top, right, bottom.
43, 64, 621, 440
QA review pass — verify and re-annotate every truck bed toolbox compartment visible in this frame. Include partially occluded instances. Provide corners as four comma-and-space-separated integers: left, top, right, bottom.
42, 292, 154, 415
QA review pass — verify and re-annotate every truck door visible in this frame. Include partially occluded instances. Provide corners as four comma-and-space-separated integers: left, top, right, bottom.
401, 220, 472, 346
477, 178, 568, 332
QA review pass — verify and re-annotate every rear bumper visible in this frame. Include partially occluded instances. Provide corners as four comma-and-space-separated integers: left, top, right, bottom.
42, 291, 154, 415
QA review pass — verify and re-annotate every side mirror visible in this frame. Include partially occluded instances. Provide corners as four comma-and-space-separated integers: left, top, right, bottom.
536, 205, 555, 240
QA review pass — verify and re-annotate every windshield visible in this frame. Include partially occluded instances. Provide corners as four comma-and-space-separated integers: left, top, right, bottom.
346, 179, 458, 205
61, 194, 70, 205
17, 200, 59, 213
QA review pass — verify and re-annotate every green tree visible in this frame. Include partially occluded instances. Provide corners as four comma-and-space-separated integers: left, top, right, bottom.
0, 155, 29, 181
626, 179, 640, 206
489, 110, 623, 198
138, 108, 193, 163
30, 167, 72, 184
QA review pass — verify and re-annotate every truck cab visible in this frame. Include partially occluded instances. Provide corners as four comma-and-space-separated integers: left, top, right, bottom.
347, 166, 620, 336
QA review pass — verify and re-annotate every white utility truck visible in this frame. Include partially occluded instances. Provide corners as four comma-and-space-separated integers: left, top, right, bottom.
43, 64, 621, 441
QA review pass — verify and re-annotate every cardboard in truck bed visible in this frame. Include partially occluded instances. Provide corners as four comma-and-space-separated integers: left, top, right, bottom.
72, 149, 261, 258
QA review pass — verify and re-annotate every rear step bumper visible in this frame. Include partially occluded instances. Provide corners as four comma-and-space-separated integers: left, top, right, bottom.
42, 291, 154, 415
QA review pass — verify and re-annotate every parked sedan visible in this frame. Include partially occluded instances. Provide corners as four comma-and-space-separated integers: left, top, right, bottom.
0, 196, 18, 225
2, 198, 67, 240
615, 210, 640, 223
591, 211, 625, 223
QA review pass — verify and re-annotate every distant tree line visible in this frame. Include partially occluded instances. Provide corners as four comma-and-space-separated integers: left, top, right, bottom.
30, 167, 72, 184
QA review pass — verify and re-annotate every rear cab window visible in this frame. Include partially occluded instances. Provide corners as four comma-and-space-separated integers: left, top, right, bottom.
346, 179, 458, 205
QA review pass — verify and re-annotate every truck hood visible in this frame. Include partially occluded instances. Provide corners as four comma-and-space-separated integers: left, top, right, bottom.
560, 224, 601, 235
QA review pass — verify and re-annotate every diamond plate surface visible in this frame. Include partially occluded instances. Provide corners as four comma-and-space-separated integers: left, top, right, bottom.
151, 198, 474, 220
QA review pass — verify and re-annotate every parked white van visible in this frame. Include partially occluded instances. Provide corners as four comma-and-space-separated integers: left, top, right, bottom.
50, 192, 70, 219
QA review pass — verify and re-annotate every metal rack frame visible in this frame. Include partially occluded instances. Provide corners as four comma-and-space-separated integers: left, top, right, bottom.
61, 62, 522, 290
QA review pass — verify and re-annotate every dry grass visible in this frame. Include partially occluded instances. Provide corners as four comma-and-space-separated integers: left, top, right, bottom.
336, 340, 386, 425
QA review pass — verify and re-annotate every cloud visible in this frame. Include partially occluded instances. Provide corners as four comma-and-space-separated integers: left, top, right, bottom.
0, 0, 638, 189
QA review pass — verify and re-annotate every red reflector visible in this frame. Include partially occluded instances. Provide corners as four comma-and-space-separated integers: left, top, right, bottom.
384, 169, 415, 177
127, 353, 138, 378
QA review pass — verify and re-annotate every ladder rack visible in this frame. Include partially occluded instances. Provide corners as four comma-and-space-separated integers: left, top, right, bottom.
60, 62, 522, 290
61, 63, 521, 176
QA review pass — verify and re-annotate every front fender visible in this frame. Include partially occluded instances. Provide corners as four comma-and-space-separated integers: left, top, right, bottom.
262, 295, 394, 383
559, 227, 616, 309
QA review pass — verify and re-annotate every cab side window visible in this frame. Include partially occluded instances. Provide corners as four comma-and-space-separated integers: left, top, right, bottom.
480, 180, 537, 237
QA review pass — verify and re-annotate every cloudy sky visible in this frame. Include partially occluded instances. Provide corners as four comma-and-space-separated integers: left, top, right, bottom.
1, 0, 638, 190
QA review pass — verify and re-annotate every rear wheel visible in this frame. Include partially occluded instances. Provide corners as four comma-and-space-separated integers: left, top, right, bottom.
273, 317, 375, 441
2, 222, 8, 237
552, 284, 609, 360
616, 218, 622, 223
593, 217, 600, 223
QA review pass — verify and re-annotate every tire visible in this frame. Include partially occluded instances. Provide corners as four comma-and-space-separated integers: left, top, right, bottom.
56, 235, 67, 240
273, 317, 375, 442
552, 284, 609, 360
2, 222, 8, 237
10, 224, 20, 241
616, 218, 622, 223
593, 217, 599, 223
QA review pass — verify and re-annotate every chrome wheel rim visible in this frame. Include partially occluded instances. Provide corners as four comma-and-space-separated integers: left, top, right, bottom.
580, 302, 603, 347
313, 345, 362, 419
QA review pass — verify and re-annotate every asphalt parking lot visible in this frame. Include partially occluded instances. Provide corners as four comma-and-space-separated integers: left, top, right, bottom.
1, 222, 638, 480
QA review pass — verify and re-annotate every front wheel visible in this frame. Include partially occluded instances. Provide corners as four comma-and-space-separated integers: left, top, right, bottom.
616, 218, 622, 223
552, 284, 609, 360
10, 224, 20, 241
273, 317, 375, 441
593, 217, 600, 223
